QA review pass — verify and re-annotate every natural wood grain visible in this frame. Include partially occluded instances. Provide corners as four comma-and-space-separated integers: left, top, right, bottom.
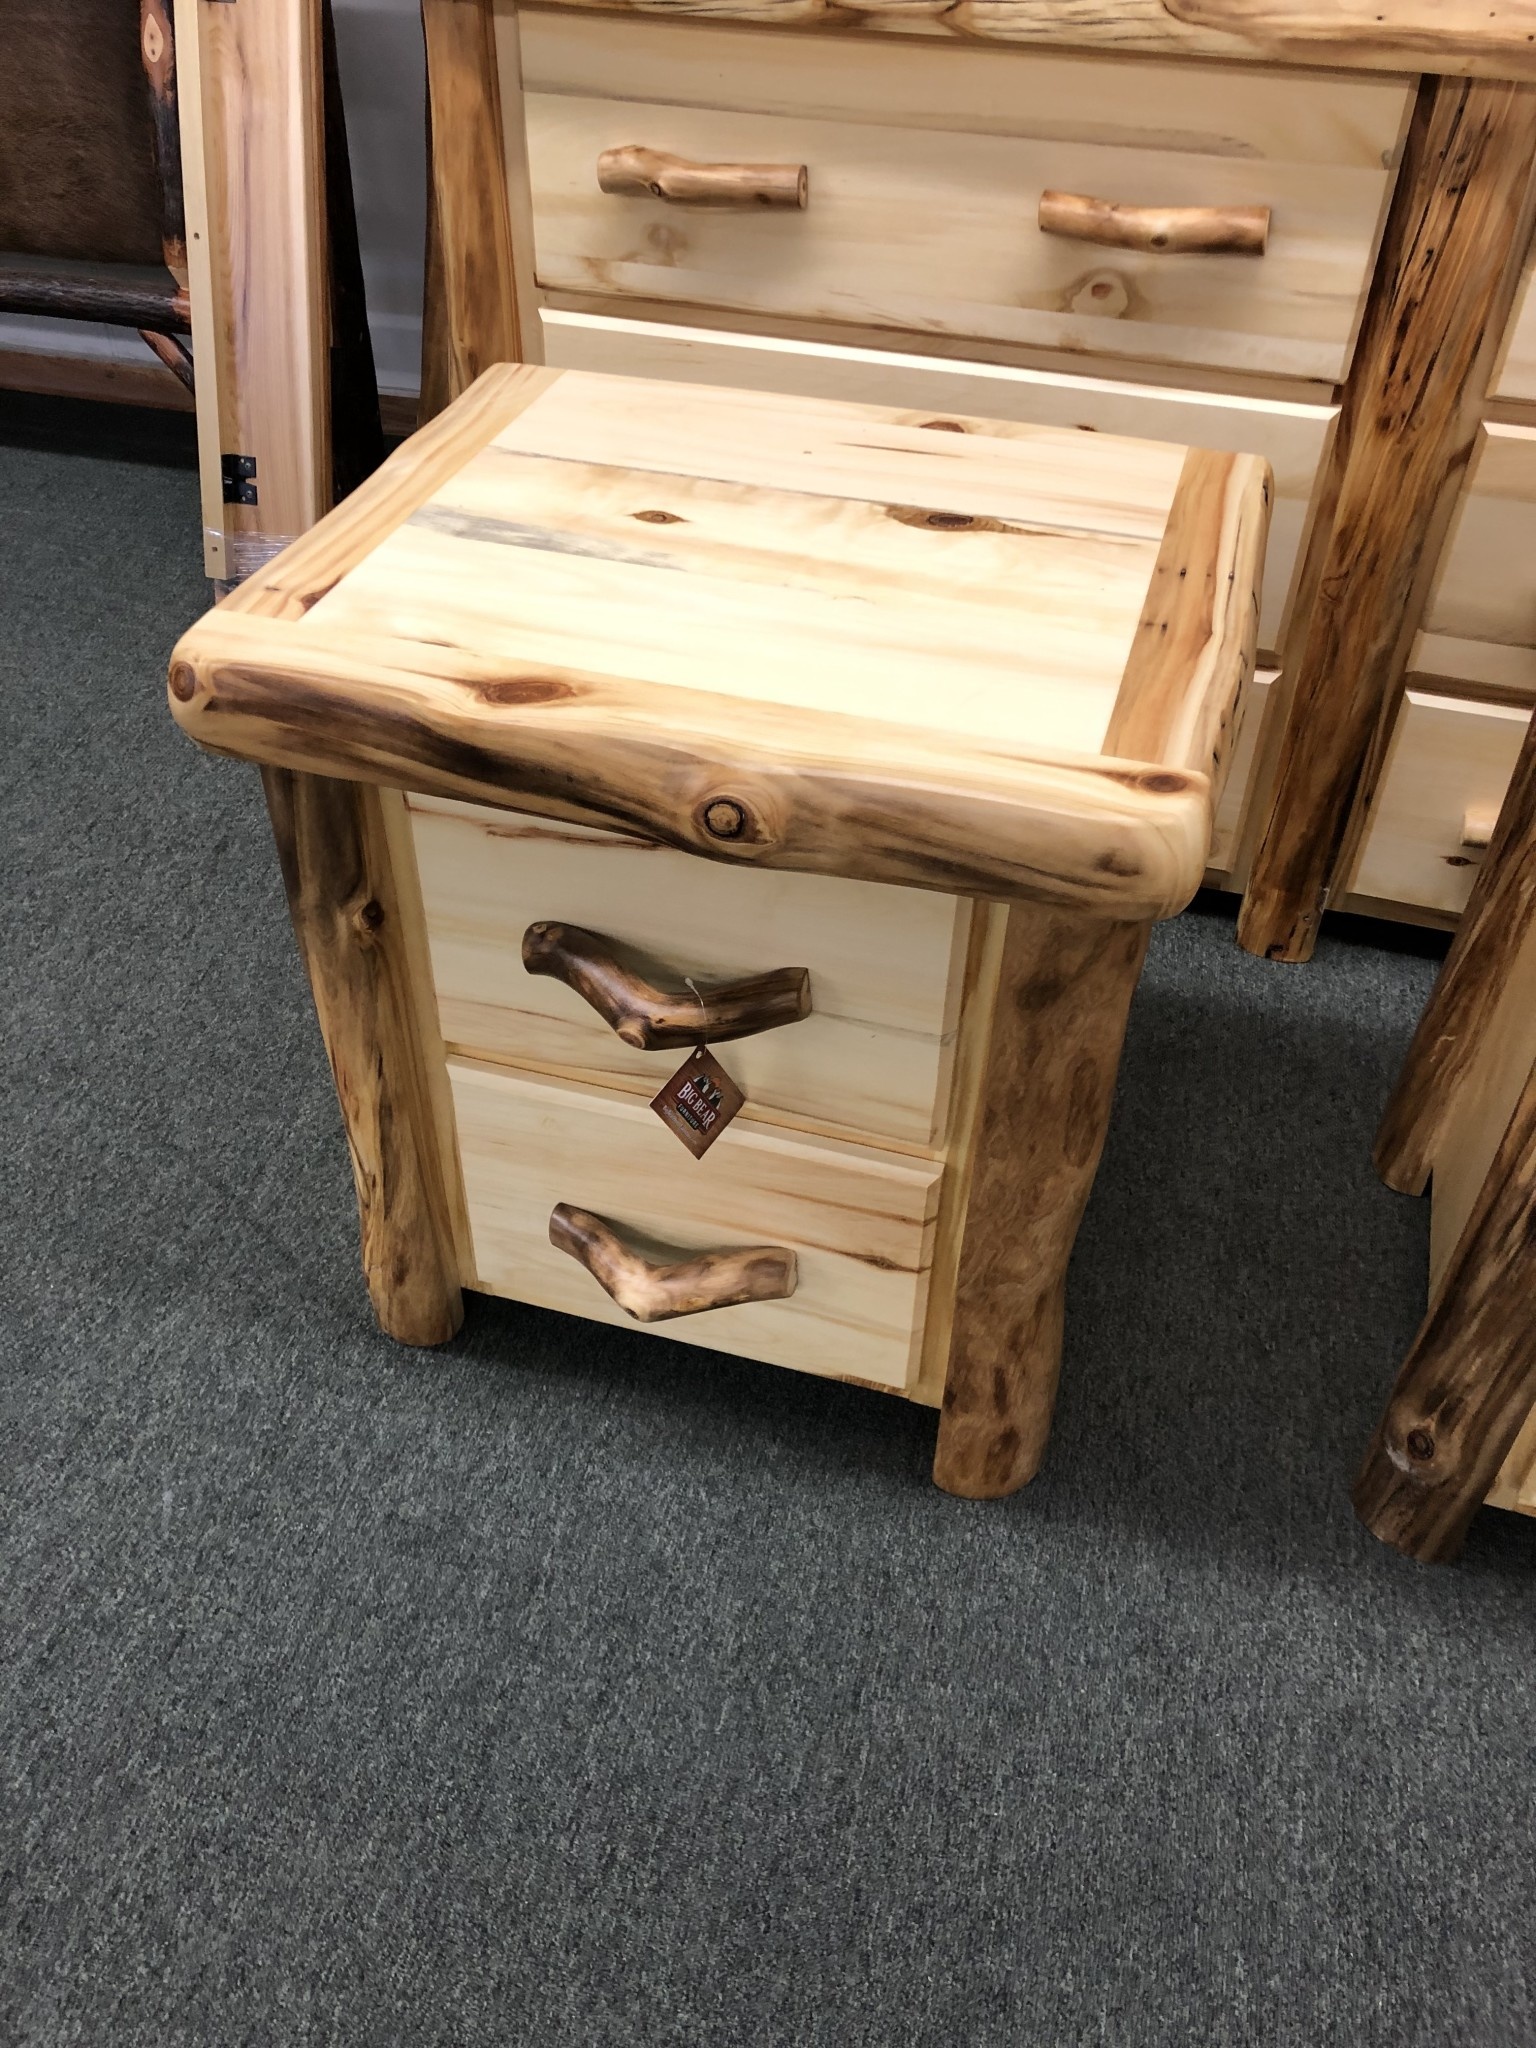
0, 345, 193, 412
0, 256, 188, 331
1103, 445, 1270, 790
1238, 78, 1536, 963
421, 0, 524, 420
522, 920, 810, 1048
1168, 0, 1536, 76
597, 145, 807, 208
1376, 711, 1536, 1197
139, 0, 187, 286
1421, 424, 1536, 653
1206, 666, 1276, 881
932, 905, 1151, 1498
1347, 691, 1530, 922
1039, 191, 1269, 258
515, 0, 1536, 76
170, 365, 1265, 924
549, 1202, 798, 1320
450, 1058, 941, 1388
520, 13, 1409, 385
175, 0, 329, 581
539, 309, 1334, 654
139, 329, 195, 392
1355, 1054, 1536, 1562
406, 797, 972, 1148
262, 767, 464, 1346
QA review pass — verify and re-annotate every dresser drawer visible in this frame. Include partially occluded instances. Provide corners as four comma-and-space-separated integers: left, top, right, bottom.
541, 309, 1333, 656
1422, 424, 1536, 651
408, 797, 974, 1150
1348, 689, 1531, 919
450, 1058, 943, 1391
517, 12, 1410, 386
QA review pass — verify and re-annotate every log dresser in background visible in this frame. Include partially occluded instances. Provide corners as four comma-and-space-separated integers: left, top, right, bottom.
169, 362, 1270, 1495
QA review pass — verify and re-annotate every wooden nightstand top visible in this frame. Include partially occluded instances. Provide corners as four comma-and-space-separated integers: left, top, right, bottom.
170, 362, 1269, 920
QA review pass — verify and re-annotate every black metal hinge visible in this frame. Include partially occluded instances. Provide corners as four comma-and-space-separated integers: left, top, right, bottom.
221, 453, 258, 506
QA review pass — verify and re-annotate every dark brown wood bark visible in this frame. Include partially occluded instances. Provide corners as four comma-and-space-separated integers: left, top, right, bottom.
1238, 78, 1536, 963
1376, 715, 1536, 1196
1355, 1056, 1536, 1562
0, 254, 187, 329
262, 765, 464, 1347
550, 1205, 797, 1323
933, 907, 1151, 1499
138, 0, 186, 283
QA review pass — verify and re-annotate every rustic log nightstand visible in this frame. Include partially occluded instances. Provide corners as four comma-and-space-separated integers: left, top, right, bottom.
169, 362, 1268, 1496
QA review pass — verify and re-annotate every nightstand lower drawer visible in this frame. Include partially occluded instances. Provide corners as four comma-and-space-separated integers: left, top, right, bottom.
450, 1059, 944, 1393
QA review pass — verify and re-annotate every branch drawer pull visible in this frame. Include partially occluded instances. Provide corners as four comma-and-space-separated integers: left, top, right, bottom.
596, 145, 808, 210
1039, 189, 1270, 256
550, 1204, 798, 1322
523, 921, 811, 1050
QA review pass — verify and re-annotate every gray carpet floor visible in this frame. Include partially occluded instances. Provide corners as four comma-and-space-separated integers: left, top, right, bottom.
4, 395, 1535, 2048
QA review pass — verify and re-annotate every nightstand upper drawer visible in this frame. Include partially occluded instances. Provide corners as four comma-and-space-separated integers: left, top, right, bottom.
517, 12, 1411, 385
409, 797, 976, 1150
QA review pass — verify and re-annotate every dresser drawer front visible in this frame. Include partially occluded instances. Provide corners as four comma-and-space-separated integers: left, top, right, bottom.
1423, 424, 1536, 651
1349, 689, 1532, 918
450, 1059, 942, 1390
518, 14, 1410, 385
541, 308, 1333, 656
409, 797, 973, 1150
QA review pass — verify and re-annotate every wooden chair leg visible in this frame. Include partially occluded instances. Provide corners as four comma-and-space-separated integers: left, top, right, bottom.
1375, 714, 1536, 1196
932, 906, 1151, 1500
263, 766, 464, 1347
1355, 1055, 1536, 1562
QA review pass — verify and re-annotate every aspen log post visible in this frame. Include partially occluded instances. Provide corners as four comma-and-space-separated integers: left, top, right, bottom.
420, 0, 523, 419
262, 766, 464, 1346
933, 906, 1151, 1499
1237, 78, 1536, 963
1354, 1054, 1536, 1561
1375, 714, 1536, 1195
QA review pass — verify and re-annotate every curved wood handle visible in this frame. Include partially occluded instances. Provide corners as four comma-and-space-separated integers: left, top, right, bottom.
523, 921, 810, 1050
550, 1204, 798, 1322
597, 145, 808, 210
1039, 190, 1270, 256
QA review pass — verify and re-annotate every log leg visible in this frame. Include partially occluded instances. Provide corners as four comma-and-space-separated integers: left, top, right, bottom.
1354, 1055, 1536, 1562
933, 906, 1151, 1500
263, 766, 463, 1346
1375, 713, 1536, 1196
1237, 78, 1536, 964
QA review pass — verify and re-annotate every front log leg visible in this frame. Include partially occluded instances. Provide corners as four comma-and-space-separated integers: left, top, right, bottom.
263, 767, 464, 1347
933, 907, 1152, 1500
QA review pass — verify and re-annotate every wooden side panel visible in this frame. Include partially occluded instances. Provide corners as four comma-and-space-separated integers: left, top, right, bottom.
175, 0, 328, 581
449, 1059, 942, 1390
541, 308, 1333, 655
407, 797, 973, 1149
519, 14, 1410, 385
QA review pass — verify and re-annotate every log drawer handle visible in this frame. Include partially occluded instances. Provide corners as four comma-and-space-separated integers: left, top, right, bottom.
551, 1203, 798, 1322
1039, 189, 1270, 256
597, 145, 808, 210
523, 921, 811, 1050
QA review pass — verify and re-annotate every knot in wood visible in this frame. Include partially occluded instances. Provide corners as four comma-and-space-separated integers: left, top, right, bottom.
169, 663, 197, 702
1406, 1428, 1436, 1465
356, 898, 386, 935
702, 798, 749, 841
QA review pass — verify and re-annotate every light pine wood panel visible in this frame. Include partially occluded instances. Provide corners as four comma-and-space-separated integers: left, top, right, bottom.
518, 14, 1410, 385
450, 1057, 943, 1390
1207, 666, 1277, 876
1409, 632, 1536, 707
1494, 247, 1536, 402
1348, 690, 1531, 918
540, 310, 1333, 653
175, 0, 328, 581
407, 796, 973, 1147
173, 363, 1265, 922
1422, 424, 1536, 650
515, 0, 1535, 80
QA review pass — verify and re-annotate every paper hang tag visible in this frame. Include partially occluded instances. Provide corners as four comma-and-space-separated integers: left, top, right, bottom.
650, 1044, 745, 1159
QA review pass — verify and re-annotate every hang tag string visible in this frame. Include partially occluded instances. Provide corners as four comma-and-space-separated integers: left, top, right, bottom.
684, 976, 710, 1054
